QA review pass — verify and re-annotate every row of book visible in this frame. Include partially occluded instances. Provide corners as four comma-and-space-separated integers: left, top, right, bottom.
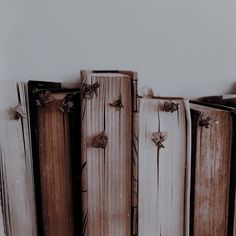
0, 70, 235, 236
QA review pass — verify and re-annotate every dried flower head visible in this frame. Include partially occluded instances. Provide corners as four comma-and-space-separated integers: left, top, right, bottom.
83, 81, 100, 99
35, 91, 54, 106
59, 94, 75, 113
9, 105, 27, 120
151, 131, 168, 149
110, 95, 124, 111
199, 116, 212, 128
91, 131, 108, 149
164, 102, 179, 113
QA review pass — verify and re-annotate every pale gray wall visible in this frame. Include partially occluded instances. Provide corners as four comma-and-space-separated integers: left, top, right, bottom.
1, 0, 236, 98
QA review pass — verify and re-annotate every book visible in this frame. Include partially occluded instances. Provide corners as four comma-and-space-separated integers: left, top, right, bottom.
192, 96, 236, 236
0, 82, 37, 235
80, 70, 137, 236
138, 97, 191, 236
190, 102, 233, 236
28, 81, 80, 236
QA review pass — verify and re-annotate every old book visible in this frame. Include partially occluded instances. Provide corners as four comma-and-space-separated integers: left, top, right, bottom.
80, 70, 137, 236
28, 82, 80, 236
138, 97, 191, 236
0, 82, 37, 235
235, 207, 236, 236
190, 102, 233, 236
192, 96, 236, 236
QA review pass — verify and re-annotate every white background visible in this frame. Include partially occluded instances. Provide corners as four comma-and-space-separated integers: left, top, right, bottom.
1, 0, 236, 98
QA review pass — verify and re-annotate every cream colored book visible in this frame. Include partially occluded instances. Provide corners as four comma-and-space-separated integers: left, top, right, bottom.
0, 82, 37, 236
138, 97, 191, 236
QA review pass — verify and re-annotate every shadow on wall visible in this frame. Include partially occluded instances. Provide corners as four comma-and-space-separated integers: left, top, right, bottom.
227, 82, 236, 94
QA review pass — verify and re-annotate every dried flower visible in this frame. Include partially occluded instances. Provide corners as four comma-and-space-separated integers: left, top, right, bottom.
9, 105, 27, 120
151, 131, 168, 149
91, 131, 108, 149
110, 95, 124, 111
59, 94, 75, 113
35, 91, 54, 106
164, 102, 179, 113
83, 81, 100, 99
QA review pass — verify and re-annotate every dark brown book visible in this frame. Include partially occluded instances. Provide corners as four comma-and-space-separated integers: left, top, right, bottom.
192, 96, 236, 236
37, 93, 74, 236
28, 81, 80, 236
190, 102, 233, 236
